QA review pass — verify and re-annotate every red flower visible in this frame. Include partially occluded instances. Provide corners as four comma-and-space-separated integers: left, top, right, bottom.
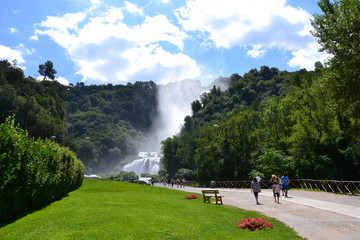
237, 217, 273, 231
184, 194, 199, 199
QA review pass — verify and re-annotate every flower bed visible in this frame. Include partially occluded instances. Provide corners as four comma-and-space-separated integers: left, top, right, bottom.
237, 217, 273, 231
184, 194, 199, 199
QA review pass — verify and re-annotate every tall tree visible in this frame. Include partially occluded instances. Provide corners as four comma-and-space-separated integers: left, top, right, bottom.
38, 60, 57, 81
311, 0, 360, 105
311, 0, 360, 179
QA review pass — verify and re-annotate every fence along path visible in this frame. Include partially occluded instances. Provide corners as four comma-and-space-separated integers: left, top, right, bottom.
186, 179, 360, 196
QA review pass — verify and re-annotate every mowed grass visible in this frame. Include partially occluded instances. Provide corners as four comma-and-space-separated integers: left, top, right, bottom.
0, 179, 303, 240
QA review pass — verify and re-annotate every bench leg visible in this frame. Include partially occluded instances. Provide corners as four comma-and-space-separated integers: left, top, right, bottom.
204, 196, 211, 203
215, 196, 223, 205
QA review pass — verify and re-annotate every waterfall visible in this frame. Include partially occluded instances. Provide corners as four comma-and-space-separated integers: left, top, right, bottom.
121, 80, 209, 176
122, 152, 161, 176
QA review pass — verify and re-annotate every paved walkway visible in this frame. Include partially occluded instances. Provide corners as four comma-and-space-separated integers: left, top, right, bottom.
155, 184, 360, 240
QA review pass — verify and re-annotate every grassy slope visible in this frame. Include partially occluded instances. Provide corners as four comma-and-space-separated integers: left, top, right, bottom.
0, 179, 303, 240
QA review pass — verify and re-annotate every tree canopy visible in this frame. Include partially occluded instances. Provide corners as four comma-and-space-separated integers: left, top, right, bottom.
38, 60, 57, 81
311, 0, 360, 105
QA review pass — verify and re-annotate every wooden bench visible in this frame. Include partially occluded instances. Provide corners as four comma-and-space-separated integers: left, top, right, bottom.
202, 190, 223, 205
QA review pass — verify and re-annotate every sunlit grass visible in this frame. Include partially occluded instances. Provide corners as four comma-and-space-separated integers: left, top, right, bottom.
0, 179, 304, 240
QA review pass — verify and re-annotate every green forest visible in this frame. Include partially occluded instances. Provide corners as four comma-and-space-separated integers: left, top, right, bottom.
1, 0, 359, 181
0, 62, 159, 174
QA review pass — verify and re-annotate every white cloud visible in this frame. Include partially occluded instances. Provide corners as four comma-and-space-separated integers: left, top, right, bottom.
247, 45, 266, 59
9, 27, 18, 34
288, 42, 330, 70
0, 44, 30, 65
175, 0, 326, 69
56, 76, 71, 85
121, 44, 199, 84
33, 2, 199, 84
124, 1, 143, 15
88, 0, 101, 10
35, 75, 70, 85
32, 12, 87, 51
176, 0, 310, 48
90, 0, 101, 5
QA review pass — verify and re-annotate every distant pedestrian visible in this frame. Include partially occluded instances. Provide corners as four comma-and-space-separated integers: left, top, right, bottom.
150, 177, 154, 186
170, 178, 175, 188
281, 173, 290, 197
269, 174, 277, 186
176, 178, 180, 188
273, 183, 281, 203
270, 174, 281, 203
271, 176, 281, 203
182, 178, 186, 188
251, 177, 261, 205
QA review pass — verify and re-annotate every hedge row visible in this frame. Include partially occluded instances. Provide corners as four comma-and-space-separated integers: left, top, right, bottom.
0, 117, 85, 222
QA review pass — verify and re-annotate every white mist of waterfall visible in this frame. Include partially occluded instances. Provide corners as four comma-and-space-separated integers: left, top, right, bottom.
123, 79, 205, 176
142, 79, 206, 151
123, 78, 229, 176
122, 152, 161, 176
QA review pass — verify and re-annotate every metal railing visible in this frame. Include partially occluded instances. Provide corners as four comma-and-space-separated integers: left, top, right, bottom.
290, 179, 360, 195
185, 179, 360, 196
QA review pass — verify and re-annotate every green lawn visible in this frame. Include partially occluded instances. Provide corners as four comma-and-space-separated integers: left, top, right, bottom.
0, 179, 304, 240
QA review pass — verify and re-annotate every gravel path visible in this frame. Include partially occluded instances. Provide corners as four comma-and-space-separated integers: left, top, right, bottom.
156, 184, 360, 240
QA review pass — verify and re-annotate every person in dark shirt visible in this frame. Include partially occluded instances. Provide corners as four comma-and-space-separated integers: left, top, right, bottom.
251, 177, 261, 205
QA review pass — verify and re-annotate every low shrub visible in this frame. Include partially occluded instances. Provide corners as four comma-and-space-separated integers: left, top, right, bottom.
104, 171, 138, 182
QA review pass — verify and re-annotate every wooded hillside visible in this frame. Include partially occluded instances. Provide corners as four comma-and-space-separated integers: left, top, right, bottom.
162, 0, 360, 181
1, 0, 358, 180
66, 81, 158, 173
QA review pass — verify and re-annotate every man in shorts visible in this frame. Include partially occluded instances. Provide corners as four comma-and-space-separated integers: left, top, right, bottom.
281, 173, 290, 197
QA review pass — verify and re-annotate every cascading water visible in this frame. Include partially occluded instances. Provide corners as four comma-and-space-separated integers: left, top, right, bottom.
121, 79, 219, 177
122, 152, 161, 176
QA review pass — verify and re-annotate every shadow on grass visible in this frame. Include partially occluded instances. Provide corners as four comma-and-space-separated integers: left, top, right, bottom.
0, 194, 68, 228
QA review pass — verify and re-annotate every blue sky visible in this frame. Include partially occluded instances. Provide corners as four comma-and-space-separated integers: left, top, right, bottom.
0, 0, 329, 86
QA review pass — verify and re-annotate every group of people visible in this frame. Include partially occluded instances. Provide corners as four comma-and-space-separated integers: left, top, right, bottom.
251, 174, 290, 205
163, 177, 186, 188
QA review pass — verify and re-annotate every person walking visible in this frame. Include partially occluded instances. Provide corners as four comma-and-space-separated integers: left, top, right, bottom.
269, 174, 277, 186
270, 174, 281, 203
281, 173, 290, 197
181, 177, 186, 188
251, 177, 261, 205
273, 181, 281, 203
